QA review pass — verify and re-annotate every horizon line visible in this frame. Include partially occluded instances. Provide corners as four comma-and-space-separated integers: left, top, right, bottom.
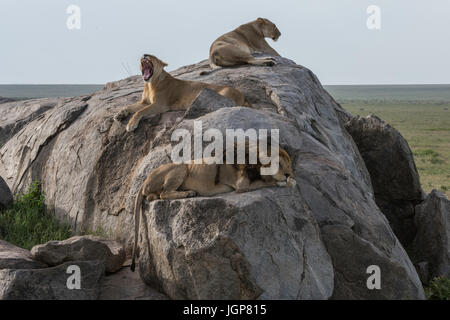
1, 83, 450, 86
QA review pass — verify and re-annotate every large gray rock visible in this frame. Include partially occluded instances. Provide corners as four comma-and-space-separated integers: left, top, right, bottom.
0, 240, 47, 270
31, 235, 125, 273
0, 56, 425, 299
0, 176, 13, 209
138, 188, 333, 300
99, 262, 168, 300
345, 115, 425, 247
322, 225, 424, 299
0, 260, 104, 300
412, 190, 450, 282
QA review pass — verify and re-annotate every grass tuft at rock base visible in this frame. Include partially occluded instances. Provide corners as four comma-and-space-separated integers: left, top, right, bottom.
0, 181, 72, 250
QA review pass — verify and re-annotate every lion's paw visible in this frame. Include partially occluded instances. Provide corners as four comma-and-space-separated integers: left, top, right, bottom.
146, 194, 158, 201
264, 58, 276, 66
126, 120, 139, 132
114, 109, 130, 122
287, 177, 297, 188
186, 191, 197, 197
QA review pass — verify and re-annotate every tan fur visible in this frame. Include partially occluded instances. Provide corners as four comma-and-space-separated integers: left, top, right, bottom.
130, 148, 295, 271
115, 54, 250, 132
201, 18, 282, 76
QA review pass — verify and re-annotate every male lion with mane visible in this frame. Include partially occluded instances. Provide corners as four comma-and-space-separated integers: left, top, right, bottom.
200, 18, 281, 76
115, 54, 250, 132
130, 146, 296, 271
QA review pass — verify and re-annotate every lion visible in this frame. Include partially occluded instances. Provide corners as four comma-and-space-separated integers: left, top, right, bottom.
130, 147, 296, 271
200, 18, 281, 76
114, 54, 250, 132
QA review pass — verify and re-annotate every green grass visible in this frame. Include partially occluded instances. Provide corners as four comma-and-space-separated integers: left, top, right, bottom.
325, 84, 450, 103
413, 149, 444, 165
343, 102, 450, 199
425, 276, 450, 300
80, 225, 110, 238
0, 181, 72, 250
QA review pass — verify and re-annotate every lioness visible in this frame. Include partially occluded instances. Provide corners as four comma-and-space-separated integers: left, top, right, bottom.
130, 147, 296, 271
115, 54, 250, 132
200, 18, 281, 76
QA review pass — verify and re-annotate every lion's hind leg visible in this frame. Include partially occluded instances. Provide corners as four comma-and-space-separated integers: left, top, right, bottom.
159, 165, 197, 200
146, 193, 159, 201
160, 190, 197, 200
217, 87, 247, 106
223, 45, 275, 67
214, 45, 269, 67
197, 184, 234, 197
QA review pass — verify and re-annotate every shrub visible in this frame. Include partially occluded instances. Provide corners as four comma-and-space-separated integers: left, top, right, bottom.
0, 181, 72, 250
425, 276, 450, 300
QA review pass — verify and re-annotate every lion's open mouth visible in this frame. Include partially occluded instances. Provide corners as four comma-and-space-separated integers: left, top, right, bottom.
141, 59, 154, 82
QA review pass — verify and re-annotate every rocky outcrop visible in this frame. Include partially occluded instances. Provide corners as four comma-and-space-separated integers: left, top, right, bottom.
412, 190, 450, 283
0, 176, 13, 209
0, 260, 104, 300
0, 98, 58, 147
31, 235, 125, 273
0, 240, 47, 270
345, 115, 425, 247
0, 57, 425, 299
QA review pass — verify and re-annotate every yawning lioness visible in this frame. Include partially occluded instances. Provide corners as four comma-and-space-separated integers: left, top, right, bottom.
115, 54, 250, 132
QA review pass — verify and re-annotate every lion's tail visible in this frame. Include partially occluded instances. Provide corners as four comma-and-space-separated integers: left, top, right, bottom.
200, 57, 221, 76
200, 67, 222, 76
130, 184, 144, 272
200, 69, 214, 76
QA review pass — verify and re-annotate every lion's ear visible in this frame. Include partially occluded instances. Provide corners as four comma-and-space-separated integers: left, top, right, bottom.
156, 57, 168, 68
257, 18, 265, 25
279, 148, 291, 163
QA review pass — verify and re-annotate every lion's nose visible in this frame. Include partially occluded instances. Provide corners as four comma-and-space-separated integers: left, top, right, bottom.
285, 174, 290, 178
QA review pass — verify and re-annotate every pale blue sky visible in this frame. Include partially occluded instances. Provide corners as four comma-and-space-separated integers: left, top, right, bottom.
1, 0, 449, 84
